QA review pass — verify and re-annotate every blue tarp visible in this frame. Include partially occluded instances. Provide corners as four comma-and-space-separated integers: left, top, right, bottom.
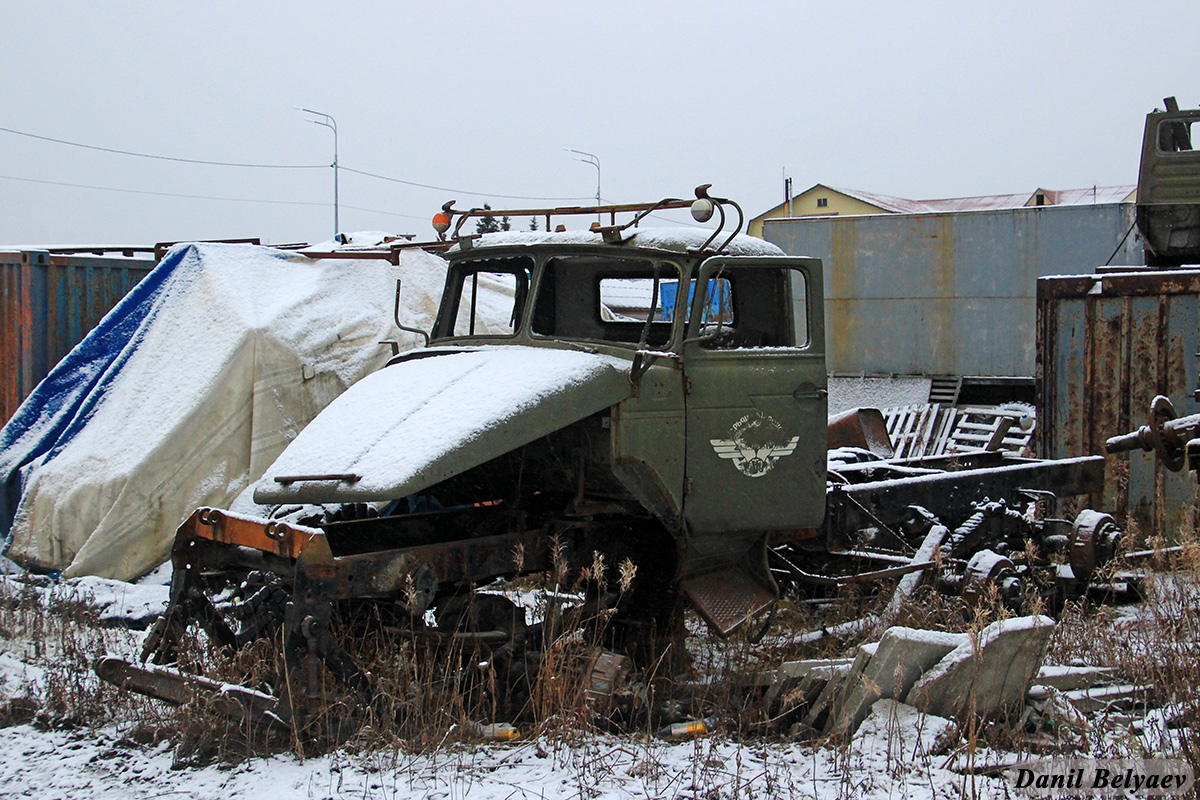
0, 241, 457, 580
0, 249, 182, 553
659, 278, 731, 323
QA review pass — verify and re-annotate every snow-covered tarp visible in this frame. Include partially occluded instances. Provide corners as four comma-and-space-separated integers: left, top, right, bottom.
0, 242, 455, 581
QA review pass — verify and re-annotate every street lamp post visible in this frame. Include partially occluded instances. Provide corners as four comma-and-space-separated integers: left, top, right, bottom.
566, 149, 601, 223
298, 107, 339, 235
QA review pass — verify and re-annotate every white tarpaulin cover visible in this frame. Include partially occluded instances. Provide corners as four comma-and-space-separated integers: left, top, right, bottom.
0, 242, 458, 581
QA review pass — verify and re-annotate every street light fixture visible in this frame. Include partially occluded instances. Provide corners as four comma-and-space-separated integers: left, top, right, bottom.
565, 148, 601, 223
297, 107, 339, 235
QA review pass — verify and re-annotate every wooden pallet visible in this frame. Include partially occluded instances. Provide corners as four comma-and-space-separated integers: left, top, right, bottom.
882, 403, 1035, 458
883, 404, 957, 459
945, 406, 1035, 455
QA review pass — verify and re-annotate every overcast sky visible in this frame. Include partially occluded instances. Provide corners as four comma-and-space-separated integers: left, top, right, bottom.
2, 0, 1196, 247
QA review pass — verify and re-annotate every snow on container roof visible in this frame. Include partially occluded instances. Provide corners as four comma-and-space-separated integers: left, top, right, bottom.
452, 228, 785, 257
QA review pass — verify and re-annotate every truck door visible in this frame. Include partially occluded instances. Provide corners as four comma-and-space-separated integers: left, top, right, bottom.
679, 256, 826, 633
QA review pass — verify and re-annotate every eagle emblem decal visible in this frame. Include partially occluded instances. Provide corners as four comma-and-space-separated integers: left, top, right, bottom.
710, 412, 799, 478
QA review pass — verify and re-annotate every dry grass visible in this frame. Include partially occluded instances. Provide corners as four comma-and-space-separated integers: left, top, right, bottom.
0, 575, 174, 743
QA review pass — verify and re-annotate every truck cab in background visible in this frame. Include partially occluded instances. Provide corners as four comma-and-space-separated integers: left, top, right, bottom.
1138, 97, 1200, 267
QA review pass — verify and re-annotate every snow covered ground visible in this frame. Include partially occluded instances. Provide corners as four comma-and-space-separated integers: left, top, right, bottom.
0, 721, 984, 800
0, 566, 1192, 800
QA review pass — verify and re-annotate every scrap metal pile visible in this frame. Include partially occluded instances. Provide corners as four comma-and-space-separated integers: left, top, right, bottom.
772, 408, 1120, 619
96, 188, 1122, 737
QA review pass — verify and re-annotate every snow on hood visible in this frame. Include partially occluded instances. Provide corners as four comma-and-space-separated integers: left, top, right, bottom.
255, 346, 632, 505
453, 228, 785, 257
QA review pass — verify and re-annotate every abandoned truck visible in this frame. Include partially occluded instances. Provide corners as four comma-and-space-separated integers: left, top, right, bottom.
1138, 96, 1200, 267
99, 187, 1115, 726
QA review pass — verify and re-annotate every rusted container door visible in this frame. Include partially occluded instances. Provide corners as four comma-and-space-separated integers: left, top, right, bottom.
1037, 270, 1200, 539
1, 251, 153, 422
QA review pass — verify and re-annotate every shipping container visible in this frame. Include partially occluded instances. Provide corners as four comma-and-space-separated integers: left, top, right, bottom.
764, 203, 1142, 378
1037, 268, 1200, 539
1, 250, 154, 422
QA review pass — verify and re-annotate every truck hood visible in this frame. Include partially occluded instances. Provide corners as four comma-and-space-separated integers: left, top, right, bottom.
254, 346, 632, 504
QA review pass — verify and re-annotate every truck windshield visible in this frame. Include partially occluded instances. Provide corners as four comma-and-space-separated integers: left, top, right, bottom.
438, 256, 533, 338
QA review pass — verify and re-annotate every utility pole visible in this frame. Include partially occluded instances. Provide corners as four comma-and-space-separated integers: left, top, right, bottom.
298, 107, 339, 235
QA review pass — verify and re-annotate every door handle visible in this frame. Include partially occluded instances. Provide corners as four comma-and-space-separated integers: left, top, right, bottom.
793, 385, 828, 400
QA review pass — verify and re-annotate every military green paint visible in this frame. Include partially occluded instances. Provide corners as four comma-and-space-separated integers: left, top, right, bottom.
680, 256, 827, 541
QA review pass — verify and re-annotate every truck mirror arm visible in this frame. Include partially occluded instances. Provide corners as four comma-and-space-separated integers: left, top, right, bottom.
393, 279, 431, 347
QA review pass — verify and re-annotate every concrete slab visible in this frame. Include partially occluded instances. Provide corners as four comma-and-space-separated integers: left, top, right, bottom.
850, 700, 959, 763
779, 656, 856, 680
768, 671, 834, 723
1060, 683, 1152, 713
801, 657, 859, 731
1032, 665, 1116, 692
908, 615, 1055, 720
827, 626, 967, 738
764, 658, 854, 718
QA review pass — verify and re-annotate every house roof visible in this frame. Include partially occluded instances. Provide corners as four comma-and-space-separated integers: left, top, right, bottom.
759, 183, 1137, 221
919, 191, 1039, 212
820, 186, 932, 214
1031, 186, 1136, 205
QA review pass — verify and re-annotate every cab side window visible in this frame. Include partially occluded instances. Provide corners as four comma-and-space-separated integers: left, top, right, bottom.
694, 267, 808, 349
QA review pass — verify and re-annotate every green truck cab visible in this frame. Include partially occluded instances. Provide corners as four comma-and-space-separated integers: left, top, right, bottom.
1138, 97, 1200, 267
255, 191, 826, 634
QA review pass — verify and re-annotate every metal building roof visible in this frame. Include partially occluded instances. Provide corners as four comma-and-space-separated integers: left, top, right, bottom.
825, 185, 1137, 215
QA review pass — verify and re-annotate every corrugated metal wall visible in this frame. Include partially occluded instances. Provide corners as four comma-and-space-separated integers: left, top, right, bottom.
1, 251, 154, 422
1037, 269, 1200, 539
764, 203, 1142, 377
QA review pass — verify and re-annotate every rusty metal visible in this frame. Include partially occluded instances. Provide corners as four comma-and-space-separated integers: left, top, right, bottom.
41, 246, 157, 257
291, 239, 456, 264
1106, 395, 1200, 473
1037, 269, 1200, 539
446, 198, 693, 239
834, 560, 936, 585
1069, 509, 1121, 580
441, 186, 742, 254
827, 407, 895, 458
151, 238, 263, 261
773, 448, 1112, 615
835, 455, 1104, 531
680, 566, 776, 636
391, 278, 431, 347
273, 473, 363, 485
585, 650, 631, 708
182, 507, 320, 561
961, 550, 1022, 607
94, 656, 289, 729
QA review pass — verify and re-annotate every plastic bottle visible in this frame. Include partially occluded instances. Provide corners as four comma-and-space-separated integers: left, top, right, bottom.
657, 715, 718, 739
470, 722, 519, 741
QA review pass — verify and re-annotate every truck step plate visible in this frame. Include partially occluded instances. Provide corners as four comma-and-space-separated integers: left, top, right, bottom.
681, 567, 775, 636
